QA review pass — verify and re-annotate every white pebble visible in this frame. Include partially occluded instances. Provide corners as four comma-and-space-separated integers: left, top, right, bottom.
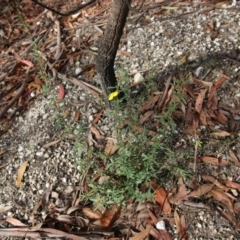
156, 220, 165, 230
75, 67, 82, 75
18, 145, 24, 152
36, 152, 43, 157
133, 72, 144, 84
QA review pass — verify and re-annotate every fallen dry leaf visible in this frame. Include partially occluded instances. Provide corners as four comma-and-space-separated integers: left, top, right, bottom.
214, 75, 229, 89
20, 59, 34, 67
215, 111, 228, 125
58, 83, 65, 100
195, 88, 207, 113
104, 138, 119, 156
140, 95, 159, 113
16, 161, 28, 187
198, 156, 228, 166
199, 109, 207, 125
139, 110, 154, 124
170, 178, 190, 205
83, 207, 102, 220
150, 227, 172, 240
210, 130, 231, 137
180, 215, 188, 240
74, 110, 81, 122
185, 183, 213, 199
207, 85, 218, 110
148, 209, 158, 224
117, 50, 131, 57
129, 224, 151, 240
93, 108, 104, 124
229, 150, 240, 167
100, 204, 121, 228
90, 126, 101, 139
201, 175, 230, 192
5, 217, 27, 227
174, 210, 188, 240
209, 189, 234, 212
155, 187, 171, 214
225, 180, 240, 192
56, 215, 77, 225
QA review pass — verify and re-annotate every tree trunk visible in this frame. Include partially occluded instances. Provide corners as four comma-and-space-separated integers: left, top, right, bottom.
96, 0, 130, 107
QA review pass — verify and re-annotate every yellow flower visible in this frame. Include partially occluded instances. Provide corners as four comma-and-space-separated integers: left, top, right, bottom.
108, 91, 119, 101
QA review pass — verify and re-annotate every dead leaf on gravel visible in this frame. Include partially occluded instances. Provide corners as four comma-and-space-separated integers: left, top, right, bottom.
155, 187, 171, 214
74, 110, 81, 122
139, 110, 154, 124
193, 78, 212, 88
195, 88, 207, 113
209, 189, 234, 213
153, 227, 172, 240
65, 205, 83, 215
174, 210, 188, 240
210, 130, 231, 137
75, 216, 89, 229
56, 215, 76, 225
5, 217, 27, 227
202, 175, 230, 192
58, 83, 65, 100
0, 227, 85, 239
170, 178, 190, 205
214, 75, 229, 89
16, 160, 28, 187
229, 150, 240, 167
140, 94, 161, 113
215, 111, 228, 124
117, 50, 131, 57
100, 204, 121, 228
199, 109, 207, 125
104, 138, 119, 156
185, 184, 213, 199
137, 208, 150, 219
225, 180, 240, 192
207, 85, 218, 110
149, 227, 163, 240
90, 126, 102, 139
34, 76, 44, 85
20, 59, 34, 67
40, 228, 87, 240
93, 108, 104, 124
148, 209, 158, 224
83, 207, 102, 219
130, 224, 151, 240
198, 156, 228, 166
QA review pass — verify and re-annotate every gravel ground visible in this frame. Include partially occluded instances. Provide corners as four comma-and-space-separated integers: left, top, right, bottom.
1, 0, 240, 239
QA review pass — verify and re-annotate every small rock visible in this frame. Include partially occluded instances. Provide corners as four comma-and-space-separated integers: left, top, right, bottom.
156, 220, 165, 230
75, 67, 82, 75
36, 152, 43, 157
18, 145, 24, 152
196, 222, 202, 228
133, 72, 144, 84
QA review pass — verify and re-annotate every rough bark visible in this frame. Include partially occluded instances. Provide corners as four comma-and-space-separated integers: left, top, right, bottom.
96, 0, 130, 107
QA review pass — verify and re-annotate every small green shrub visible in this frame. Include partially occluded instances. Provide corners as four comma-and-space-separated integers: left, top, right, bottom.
74, 69, 190, 209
